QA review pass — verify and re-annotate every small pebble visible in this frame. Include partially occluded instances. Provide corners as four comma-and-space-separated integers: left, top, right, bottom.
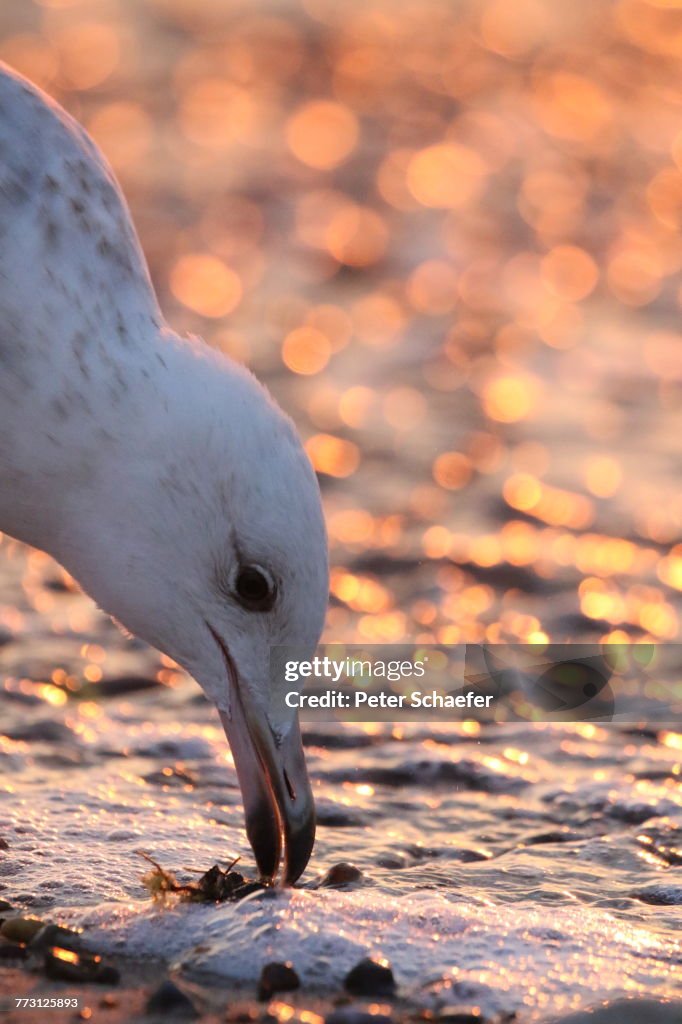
1, 916, 45, 944
258, 961, 301, 1000
146, 979, 198, 1017
344, 957, 396, 997
320, 863, 364, 888
0, 938, 28, 960
29, 923, 82, 952
44, 949, 119, 985
0, 899, 13, 912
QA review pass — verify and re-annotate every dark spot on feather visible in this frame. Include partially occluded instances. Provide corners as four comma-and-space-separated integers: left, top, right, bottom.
51, 397, 70, 421
44, 219, 58, 247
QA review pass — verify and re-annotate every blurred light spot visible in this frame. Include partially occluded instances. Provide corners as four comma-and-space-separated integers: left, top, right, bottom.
658, 546, 682, 590
482, 374, 539, 422
480, 0, 549, 57
306, 305, 352, 351
331, 570, 390, 612
644, 331, 682, 380
352, 293, 405, 345
89, 102, 152, 172
306, 434, 360, 477
584, 455, 622, 497
383, 388, 426, 430
55, 23, 120, 90
407, 260, 459, 314
329, 509, 374, 545
296, 189, 350, 249
339, 386, 374, 427
607, 247, 662, 306
0, 33, 58, 88
504, 474, 594, 528
282, 326, 331, 375
470, 535, 501, 566
533, 73, 612, 142
325, 206, 388, 266
170, 254, 242, 318
423, 526, 452, 559
376, 149, 419, 210
433, 452, 473, 490
286, 100, 358, 169
541, 245, 599, 301
518, 169, 587, 239
407, 144, 487, 208
467, 432, 503, 473
646, 167, 682, 229
179, 78, 259, 149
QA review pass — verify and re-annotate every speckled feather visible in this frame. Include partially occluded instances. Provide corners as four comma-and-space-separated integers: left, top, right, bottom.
0, 62, 328, 721
0, 64, 161, 382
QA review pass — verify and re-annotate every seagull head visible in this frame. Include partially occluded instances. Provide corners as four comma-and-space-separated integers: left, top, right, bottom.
60, 339, 329, 885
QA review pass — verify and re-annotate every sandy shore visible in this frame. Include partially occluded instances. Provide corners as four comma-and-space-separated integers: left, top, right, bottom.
3, 958, 682, 1024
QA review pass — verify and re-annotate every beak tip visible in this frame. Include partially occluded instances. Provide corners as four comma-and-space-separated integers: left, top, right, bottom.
283, 810, 316, 886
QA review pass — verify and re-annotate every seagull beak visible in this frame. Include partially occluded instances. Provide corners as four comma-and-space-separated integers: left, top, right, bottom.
219, 700, 315, 886
207, 623, 315, 884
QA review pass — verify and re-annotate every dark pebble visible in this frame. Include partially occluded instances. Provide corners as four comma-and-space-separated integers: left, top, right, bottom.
315, 804, 368, 828
1, 916, 45, 943
344, 957, 396, 997
258, 961, 301, 1000
0, 899, 13, 912
0, 939, 28, 961
326, 1009, 393, 1024
375, 853, 406, 870
0, 838, 9, 851
44, 949, 120, 985
631, 886, 682, 906
29, 922, 82, 952
320, 863, 364, 888
146, 979, 198, 1016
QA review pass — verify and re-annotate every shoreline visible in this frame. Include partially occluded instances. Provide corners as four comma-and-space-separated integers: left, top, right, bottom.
2, 952, 682, 1024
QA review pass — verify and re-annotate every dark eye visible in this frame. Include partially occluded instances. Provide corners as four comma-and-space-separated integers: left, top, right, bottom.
234, 565, 276, 612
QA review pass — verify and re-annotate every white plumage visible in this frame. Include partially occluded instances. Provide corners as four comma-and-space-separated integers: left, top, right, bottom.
0, 63, 328, 884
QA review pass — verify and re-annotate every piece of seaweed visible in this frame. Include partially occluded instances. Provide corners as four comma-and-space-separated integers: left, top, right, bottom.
137, 851, 265, 903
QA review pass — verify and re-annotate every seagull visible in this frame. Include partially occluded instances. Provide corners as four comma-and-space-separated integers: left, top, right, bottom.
0, 63, 329, 885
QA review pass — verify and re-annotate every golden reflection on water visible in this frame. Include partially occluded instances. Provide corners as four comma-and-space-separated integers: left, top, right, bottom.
0, 0, 679, 663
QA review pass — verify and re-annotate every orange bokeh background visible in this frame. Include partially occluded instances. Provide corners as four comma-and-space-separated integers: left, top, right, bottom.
1, 0, 681, 646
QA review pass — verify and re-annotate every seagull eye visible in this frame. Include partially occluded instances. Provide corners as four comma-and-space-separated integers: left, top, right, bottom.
234, 565, 276, 612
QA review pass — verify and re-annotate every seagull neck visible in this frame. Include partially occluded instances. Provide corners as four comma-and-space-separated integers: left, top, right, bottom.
0, 325, 190, 561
